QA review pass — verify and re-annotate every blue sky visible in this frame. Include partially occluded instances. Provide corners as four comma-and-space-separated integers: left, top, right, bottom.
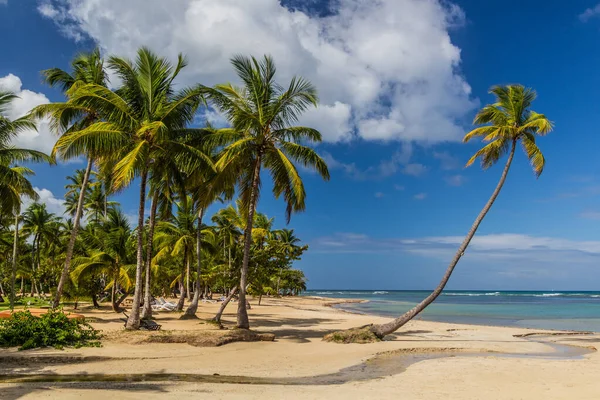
2, 0, 600, 290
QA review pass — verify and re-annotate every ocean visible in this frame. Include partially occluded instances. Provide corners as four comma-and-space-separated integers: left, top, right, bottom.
303, 290, 600, 332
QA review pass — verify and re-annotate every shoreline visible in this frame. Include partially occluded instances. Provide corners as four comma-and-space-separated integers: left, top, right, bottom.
2, 296, 600, 399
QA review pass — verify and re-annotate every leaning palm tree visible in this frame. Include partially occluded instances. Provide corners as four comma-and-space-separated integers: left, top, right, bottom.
204, 55, 330, 329
54, 48, 213, 329
0, 91, 51, 308
366, 84, 552, 339
34, 48, 109, 308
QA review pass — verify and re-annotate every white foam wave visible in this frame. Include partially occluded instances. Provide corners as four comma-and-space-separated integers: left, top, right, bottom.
373, 291, 389, 295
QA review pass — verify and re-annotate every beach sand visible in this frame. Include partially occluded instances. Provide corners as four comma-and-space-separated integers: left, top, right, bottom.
1, 296, 600, 399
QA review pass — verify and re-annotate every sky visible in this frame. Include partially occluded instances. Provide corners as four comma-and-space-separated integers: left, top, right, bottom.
2, 0, 600, 290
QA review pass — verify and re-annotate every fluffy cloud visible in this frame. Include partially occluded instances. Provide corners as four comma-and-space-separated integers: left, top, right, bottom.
37, 0, 477, 143
22, 187, 65, 216
0, 74, 57, 154
579, 4, 600, 22
413, 192, 427, 200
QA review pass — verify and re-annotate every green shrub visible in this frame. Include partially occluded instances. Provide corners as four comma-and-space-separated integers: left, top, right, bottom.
0, 309, 102, 350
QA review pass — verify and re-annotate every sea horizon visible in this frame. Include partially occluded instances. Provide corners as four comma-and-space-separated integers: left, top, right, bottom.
303, 290, 600, 332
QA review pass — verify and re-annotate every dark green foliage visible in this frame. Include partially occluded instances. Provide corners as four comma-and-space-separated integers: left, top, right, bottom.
0, 309, 101, 350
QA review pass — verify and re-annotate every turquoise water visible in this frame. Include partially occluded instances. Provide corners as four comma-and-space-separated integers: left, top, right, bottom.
303, 290, 600, 332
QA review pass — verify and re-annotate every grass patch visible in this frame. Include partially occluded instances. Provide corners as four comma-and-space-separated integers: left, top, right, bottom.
323, 326, 381, 344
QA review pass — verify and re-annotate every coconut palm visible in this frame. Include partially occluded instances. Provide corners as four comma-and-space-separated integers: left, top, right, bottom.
71, 208, 135, 311
34, 48, 109, 308
51, 48, 213, 329
368, 84, 553, 339
204, 55, 329, 328
0, 91, 52, 308
21, 203, 60, 296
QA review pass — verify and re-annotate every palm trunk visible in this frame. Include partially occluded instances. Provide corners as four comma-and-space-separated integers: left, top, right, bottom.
111, 269, 118, 312
91, 292, 99, 308
10, 212, 18, 310
214, 286, 238, 323
126, 167, 148, 330
54, 157, 93, 308
141, 192, 159, 320
183, 208, 204, 318
237, 156, 262, 329
176, 253, 187, 311
370, 140, 517, 339
186, 258, 191, 301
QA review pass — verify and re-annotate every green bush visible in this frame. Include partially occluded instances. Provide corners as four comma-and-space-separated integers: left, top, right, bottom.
0, 309, 102, 350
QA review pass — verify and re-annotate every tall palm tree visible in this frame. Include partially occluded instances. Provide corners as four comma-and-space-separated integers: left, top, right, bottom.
54, 48, 213, 329
34, 48, 109, 308
368, 85, 553, 339
0, 91, 51, 308
204, 55, 329, 328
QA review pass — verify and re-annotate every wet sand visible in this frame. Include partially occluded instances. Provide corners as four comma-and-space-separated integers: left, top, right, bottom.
1, 296, 600, 399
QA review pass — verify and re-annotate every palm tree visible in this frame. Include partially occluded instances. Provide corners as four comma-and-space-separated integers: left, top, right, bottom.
35, 48, 109, 308
21, 203, 59, 296
71, 208, 134, 311
52, 48, 213, 329
204, 55, 329, 329
368, 85, 552, 339
154, 196, 198, 311
0, 91, 51, 308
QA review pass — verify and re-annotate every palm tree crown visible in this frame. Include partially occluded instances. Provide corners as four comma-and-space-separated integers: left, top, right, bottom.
464, 85, 553, 176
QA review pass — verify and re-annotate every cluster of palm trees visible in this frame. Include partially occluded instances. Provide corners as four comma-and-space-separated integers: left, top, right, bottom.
0, 47, 328, 330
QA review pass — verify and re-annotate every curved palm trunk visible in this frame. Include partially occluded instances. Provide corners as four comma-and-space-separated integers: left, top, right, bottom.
53, 157, 93, 308
10, 213, 19, 310
126, 168, 148, 330
183, 208, 204, 318
370, 140, 517, 339
141, 192, 159, 320
214, 286, 238, 323
176, 253, 188, 311
237, 156, 262, 329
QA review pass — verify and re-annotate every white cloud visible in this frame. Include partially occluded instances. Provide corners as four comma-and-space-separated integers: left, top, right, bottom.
0, 74, 57, 154
0, 0, 7, 5
374, 192, 384, 198
323, 143, 427, 180
445, 174, 466, 187
413, 192, 427, 200
22, 187, 65, 216
394, 184, 404, 191
313, 232, 600, 263
433, 151, 460, 170
402, 163, 427, 177
579, 4, 600, 22
38, 0, 477, 143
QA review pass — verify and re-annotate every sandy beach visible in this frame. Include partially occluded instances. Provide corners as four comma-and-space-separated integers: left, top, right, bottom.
1, 296, 599, 399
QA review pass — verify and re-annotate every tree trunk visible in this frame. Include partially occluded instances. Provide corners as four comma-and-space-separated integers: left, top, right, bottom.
237, 156, 262, 329
126, 167, 148, 330
186, 256, 191, 301
54, 157, 93, 308
10, 212, 18, 310
111, 269, 118, 312
176, 253, 187, 311
141, 192, 159, 320
183, 208, 204, 318
115, 291, 128, 311
214, 286, 237, 323
91, 292, 99, 308
370, 140, 518, 339
258, 294, 262, 306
